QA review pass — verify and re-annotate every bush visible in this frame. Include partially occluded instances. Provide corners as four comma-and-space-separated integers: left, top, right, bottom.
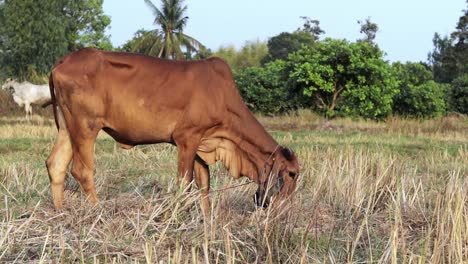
235, 60, 291, 114
449, 75, 468, 114
393, 62, 448, 118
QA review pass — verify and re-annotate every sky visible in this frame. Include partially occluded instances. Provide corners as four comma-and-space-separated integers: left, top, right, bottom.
102, 0, 466, 62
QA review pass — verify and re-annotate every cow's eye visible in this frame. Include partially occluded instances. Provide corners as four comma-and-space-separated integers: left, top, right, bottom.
289, 171, 296, 179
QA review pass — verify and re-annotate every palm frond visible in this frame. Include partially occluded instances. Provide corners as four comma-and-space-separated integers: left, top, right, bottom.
143, 0, 161, 20
132, 29, 162, 56
171, 33, 184, 59
181, 33, 205, 51
142, 0, 204, 60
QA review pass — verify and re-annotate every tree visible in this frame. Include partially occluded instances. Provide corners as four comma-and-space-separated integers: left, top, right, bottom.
429, 3, 468, 83
214, 45, 237, 68
0, 0, 111, 80
428, 2, 467, 115
214, 40, 268, 72
297, 16, 325, 40
262, 17, 322, 64
288, 38, 398, 119
143, 0, 205, 59
66, 0, 112, 51
263, 31, 316, 63
429, 33, 459, 83
235, 60, 290, 114
0, 0, 66, 79
187, 46, 212, 60
392, 62, 448, 117
450, 2, 468, 77
451, 1, 468, 48
358, 17, 378, 44
449, 74, 468, 114
120, 29, 163, 56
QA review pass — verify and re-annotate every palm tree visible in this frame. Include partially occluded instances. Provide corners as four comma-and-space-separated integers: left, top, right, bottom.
125, 29, 163, 56
144, 0, 205, 59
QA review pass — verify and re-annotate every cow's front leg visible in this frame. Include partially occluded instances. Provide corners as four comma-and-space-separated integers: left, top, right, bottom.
176, 141, 198, 187
24, 104, 30, 120
194, 157, 211, 216
174, 131, 202, 189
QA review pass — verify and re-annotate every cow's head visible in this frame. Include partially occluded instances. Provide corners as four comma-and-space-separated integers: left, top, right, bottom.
254, 146, 300, 207
2, 78, 14, 94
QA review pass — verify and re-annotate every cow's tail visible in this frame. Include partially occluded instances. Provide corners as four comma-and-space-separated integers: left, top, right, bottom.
49, 73, 59, 130
41, 100, 52, 108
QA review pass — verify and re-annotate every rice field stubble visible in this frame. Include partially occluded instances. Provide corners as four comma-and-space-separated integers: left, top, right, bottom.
0, 113, 467, 263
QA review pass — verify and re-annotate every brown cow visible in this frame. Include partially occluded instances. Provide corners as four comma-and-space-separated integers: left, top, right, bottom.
46, 48, 299, 214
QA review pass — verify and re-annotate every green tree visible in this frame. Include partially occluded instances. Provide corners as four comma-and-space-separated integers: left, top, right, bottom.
358, 17, 378, 44
392, 62, 448, 117
234, 60, 290, 114
0, 0, 67, 79
451, 1, 468, 48
288, 38, 398, 119
430, 3, 467, 83
297, 16, 325, 39
187, 47, 212, 60
235, 40, 268, 69
449, 74, 468, 114
450, 2, 468, 77
428, 3, 467, 115
143, 0, 205, 59
214, 40, 268, 72
0, 0, 111, 79
120, 29, 162, 56
263, 31, 316, 63
262, 16, 322, 64
67, 0, 112, 51
214, 45, 237, 67
429, 33, 459, 83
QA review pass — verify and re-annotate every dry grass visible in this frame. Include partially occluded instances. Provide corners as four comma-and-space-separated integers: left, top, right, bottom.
258, 109, 468, 141
0, 113, 467, 263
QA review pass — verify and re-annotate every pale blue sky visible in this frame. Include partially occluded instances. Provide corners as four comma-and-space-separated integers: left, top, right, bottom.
103, 0, 466, 62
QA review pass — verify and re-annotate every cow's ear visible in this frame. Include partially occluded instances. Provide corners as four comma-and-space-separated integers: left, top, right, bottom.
281, 147, 294, 161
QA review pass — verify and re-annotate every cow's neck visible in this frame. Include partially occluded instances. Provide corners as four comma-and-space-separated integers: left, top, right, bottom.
12, 81, 26, 92
226, 105, 279, 182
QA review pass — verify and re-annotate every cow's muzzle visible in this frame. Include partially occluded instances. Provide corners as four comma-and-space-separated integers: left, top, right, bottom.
254, 190, 269, 208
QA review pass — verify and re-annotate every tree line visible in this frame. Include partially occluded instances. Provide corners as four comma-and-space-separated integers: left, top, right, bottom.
0, 0, 466, 119
220, 13, 467, 119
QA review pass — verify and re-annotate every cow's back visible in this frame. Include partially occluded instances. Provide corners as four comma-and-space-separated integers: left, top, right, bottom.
51, 48, 243, 145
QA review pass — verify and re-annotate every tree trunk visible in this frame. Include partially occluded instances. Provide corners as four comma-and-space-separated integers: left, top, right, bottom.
329, 85, 344, 112
158, 45, 165, 58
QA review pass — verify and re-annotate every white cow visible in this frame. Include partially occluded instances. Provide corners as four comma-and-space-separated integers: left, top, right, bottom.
2, 78, 51, 118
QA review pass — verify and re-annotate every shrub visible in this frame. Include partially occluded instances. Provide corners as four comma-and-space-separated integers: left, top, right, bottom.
449, 74, 468, 114
235, 60, 290, 114
393, 62, 448, 117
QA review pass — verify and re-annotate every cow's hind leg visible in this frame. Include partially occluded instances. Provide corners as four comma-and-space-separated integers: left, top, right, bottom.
194, 157, 210, 216
46, 112, 72, 209
70, 134, 99, 205
65, 118, 101, 205
28, 104, 33, 118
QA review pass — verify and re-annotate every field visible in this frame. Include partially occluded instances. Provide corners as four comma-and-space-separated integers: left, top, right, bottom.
0, 111, 467, 263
